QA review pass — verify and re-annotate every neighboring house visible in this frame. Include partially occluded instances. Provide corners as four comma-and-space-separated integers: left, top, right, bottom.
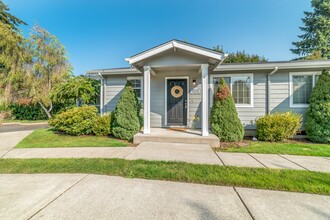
87, 39, 330, 137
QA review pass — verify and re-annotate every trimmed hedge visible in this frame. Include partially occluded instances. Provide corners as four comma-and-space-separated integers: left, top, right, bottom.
9, 103, 48, 120
256, 112, 302, 142
49, 106, 98, 136
305, 69, 330, 143
210, 78, 244, 142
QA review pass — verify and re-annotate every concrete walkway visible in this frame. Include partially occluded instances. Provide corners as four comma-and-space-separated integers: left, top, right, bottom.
1, 130, 330, 172
216, 152, 330, 173
0, 174, 329, 220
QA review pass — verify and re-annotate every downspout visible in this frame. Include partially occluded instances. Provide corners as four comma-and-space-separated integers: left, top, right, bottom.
98, 72, 105, 115
267, 67, 279, 114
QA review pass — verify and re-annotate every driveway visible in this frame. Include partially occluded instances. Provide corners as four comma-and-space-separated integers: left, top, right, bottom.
0, 174, 329, 220
0, 123, 48, 133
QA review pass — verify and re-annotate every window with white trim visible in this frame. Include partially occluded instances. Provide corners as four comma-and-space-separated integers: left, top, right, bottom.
290, 72, 320, 107
212, 74, 253, 107
127, 77, 143, 100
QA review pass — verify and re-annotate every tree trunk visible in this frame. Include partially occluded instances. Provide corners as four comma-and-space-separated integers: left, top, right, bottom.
38, 102, 52, 119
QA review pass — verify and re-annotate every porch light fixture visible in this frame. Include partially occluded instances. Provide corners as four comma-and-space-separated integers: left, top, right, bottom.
192, 79, 196, 85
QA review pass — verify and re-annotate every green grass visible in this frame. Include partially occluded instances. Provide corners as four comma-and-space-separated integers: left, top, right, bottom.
221, 141, 330, 157
0, 158, 329, 195
16, 128, 128, 148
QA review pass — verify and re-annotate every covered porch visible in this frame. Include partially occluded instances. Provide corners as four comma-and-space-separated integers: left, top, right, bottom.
125, 40, 225, 137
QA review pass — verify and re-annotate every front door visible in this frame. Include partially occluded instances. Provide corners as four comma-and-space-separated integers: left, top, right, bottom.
167, 79, 187, 126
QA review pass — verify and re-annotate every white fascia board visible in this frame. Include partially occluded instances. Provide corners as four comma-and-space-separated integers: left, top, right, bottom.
214, 60, 330, 71
86, 68, 141, 75
173, 41, 223, 60
126, 43, 173, 64
126, 40, 223, 65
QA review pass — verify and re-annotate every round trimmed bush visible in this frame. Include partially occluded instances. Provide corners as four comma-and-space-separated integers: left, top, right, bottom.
305, 69, 330, 143
256, 112, 302, 142
49, 105, 97, 136
210, 78, 244, 142
92, 113, 112, 136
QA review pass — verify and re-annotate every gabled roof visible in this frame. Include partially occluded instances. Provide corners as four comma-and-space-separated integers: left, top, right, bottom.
125, 39, 224, 65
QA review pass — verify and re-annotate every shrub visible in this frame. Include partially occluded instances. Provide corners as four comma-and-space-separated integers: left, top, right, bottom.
256, 112, 302, 142
9, 103, 47, 120
49, 105, 98, 136
305, 69, 330, 143
92, 113, 112, 136
210, 78, 244, 142
112, 81, 141, 141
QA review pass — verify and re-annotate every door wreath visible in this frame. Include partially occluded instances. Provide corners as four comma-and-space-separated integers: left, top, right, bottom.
171, 85, 184, 98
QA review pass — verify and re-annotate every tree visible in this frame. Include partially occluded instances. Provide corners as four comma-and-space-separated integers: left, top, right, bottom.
112, 81, 141, 141
213, 45, 267, 63
305, 69, 330, 143
210, 78, 244, 142
0, 1, 27, 103
0, 0, 26, 30
0, 22, 26, 103
51, 75, 99, 106
26, 25, 72, 118
291, 0, 330, 59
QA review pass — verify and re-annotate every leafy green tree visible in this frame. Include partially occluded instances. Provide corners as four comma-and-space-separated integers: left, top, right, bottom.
291, 0, 330, 59
305, 69, 330, 143
210, 78, 244, 142
0, 1, 27, 103
0, 22, 26, 103
51, 75, 99, 106
26, 25, 72, 118
0, 0, 26, 30
112, 81, 141, 141
213, 45, 267, 63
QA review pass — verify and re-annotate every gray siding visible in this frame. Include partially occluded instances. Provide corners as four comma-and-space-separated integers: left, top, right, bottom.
104, 75, 131, 112
149, 69, 202, 128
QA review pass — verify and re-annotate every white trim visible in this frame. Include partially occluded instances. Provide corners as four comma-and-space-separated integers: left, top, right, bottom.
127, 76, 143, 100
126, 40, 223, 65
289, 71, 320, 108
210, 73, 254, 108
201, 64, 209, 136
143, 66, 151, 134
215, 60, 330, 71
164, 76, 190, 127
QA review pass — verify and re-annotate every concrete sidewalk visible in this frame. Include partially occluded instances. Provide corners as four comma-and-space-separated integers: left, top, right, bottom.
0, 174, 329, 220
1, 130, 330, 173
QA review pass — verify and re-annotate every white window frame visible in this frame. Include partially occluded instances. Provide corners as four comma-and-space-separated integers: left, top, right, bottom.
289, 72, 320, 108
210, 73, 254, 108
127, 76, 143, 100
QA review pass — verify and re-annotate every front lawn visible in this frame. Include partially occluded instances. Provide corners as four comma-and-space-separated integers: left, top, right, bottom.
0, 158, 329, 195
16, 128, 128, 148
220, 141, 330, 157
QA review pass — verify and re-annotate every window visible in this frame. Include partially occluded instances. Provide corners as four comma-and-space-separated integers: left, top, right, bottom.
290, 72, 320, 107
212, 74, 253, 107
127, 77, 143, 100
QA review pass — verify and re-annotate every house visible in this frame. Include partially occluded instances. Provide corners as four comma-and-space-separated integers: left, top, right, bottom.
87, 39, 330, 138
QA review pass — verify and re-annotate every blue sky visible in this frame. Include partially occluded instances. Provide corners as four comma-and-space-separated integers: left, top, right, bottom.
6, 0, 311, 75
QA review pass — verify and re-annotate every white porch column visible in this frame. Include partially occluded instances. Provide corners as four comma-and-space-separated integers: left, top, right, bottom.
143, 66, 151, 134
201, 64, 209, 136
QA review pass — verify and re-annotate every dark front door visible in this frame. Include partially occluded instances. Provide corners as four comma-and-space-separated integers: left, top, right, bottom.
167, 79, 187, 126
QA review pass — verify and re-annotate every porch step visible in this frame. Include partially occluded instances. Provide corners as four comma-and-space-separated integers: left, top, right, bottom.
133, 128, 220, 148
